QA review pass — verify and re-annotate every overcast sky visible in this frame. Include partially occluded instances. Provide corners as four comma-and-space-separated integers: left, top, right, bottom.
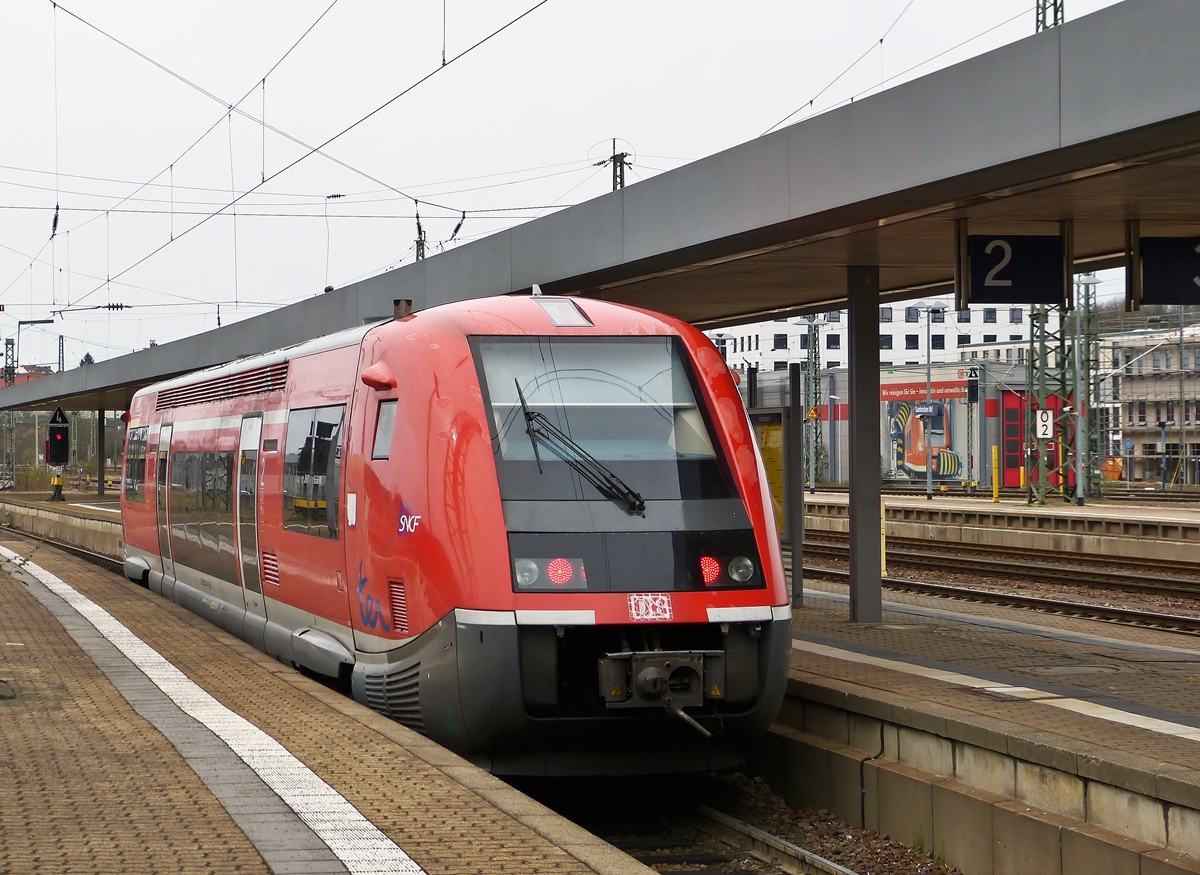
0, 0, 1124, 369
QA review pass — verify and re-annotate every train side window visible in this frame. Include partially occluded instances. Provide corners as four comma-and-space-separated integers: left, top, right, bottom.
170, 452, 201, 571
124, 427, 149, 502
372, 401, 397, 460
283, 409, 314, 534
282, 404, 346, 539
312, 406, 344, 539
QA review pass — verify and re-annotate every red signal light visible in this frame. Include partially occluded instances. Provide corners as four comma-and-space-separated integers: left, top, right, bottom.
545, 558, 575, 586
700, 555, 721, 585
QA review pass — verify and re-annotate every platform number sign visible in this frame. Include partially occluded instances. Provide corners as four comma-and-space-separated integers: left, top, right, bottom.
968, 235, 1064, 304
1140, 237, 1200, 305
1035, 408, 1054, 440
48, 406, 69, 466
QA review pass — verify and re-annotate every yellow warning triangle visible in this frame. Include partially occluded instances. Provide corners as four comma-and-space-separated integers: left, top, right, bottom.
807, 407, 818, 419
710, 685, 722, 697
610, 685, 622, 697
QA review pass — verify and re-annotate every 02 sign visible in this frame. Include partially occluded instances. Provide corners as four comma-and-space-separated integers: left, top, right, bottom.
968, 235, 1064, 305
1035, 408, 1054, 440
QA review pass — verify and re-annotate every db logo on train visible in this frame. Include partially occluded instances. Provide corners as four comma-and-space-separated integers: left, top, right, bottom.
628, 593, 673, 622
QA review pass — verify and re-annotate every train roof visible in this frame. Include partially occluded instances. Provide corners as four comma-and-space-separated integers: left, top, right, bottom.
134, 295, 692, 403
135, 321, 376, 401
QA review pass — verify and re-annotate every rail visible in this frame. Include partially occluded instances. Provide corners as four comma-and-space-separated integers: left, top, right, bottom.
693, 804, 859, 875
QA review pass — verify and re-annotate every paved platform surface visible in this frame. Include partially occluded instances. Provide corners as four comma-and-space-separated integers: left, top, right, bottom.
792, 579, 1200, 781
0, 531, 646, 875
0, 490, 122, 525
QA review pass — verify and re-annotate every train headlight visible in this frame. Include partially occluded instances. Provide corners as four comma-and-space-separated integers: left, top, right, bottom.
728, 555, 755, 583
514, 559, 539, 588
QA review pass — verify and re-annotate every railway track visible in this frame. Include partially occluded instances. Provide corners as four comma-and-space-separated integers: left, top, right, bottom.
0, 524, 124, 575
782, 542, 1200, 635
816, 485, 1200, 504
791, 536, 1200, 595
606, 805, 858, 874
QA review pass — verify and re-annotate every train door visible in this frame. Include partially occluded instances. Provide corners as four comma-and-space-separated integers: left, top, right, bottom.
1001, 392, 1024, 487
156, 423, 174, 592
236, 415, 267, 645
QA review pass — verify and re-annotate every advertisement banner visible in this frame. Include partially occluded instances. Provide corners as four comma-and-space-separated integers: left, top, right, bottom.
883, 367, 970, 482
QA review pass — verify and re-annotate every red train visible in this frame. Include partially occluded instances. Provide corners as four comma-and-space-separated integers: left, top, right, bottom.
120, 294, 791, 775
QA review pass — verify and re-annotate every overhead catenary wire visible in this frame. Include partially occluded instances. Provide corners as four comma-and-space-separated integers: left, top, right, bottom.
762, 0, 917, 137
823, 5, 1034, 114
48, 0, 344, 242
0, 156, 596, 199
0, 238, 281, 306
52, 0, 463, 217
0, 162, 595, 206
228, 110, 239, 306
51, 0, 60, 242
0, 205, 568, 219
67, 0, 554, 309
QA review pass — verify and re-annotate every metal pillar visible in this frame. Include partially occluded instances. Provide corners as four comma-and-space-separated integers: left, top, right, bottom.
1181, 306, 1189, 486
785, 362, 805, 607
746, 366, 758, 409
1078, 275, 1100, 498
827, 373, 837, 482
3, 339, 13, 489
1036, 0, 1064, 31
847, 266, 882, 622
805, 318, 824, 487
925, 310, 934, 500
96, 408, 105, 497
1026, 305, 1073, 504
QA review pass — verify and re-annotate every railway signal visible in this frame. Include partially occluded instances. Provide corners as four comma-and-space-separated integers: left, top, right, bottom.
48, 406, 68, 500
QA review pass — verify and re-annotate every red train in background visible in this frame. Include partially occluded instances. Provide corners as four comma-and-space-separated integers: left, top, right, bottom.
120, 294, 791, 775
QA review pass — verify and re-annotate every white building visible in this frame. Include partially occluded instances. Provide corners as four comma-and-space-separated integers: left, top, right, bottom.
709, 297, 1062, 373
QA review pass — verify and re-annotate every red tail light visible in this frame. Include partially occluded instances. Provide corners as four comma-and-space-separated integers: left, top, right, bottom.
545, 558, 575, 586
699, 555, 721, 585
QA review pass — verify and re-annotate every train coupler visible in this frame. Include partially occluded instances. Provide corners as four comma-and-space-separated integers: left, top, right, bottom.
598, 649, 725, 735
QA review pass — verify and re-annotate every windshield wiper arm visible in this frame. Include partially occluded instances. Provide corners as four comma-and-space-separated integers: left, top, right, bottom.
513, 379, 646, 516
514, 380, 544, 473
524, 409, 647, 518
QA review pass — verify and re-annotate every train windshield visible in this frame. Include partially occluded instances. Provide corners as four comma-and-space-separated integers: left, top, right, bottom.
473, 336, 734, 501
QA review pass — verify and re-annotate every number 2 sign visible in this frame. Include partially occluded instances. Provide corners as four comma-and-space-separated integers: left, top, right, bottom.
968, 235, 1064, 305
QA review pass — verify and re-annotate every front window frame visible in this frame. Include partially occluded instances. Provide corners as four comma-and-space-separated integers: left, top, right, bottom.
469, 334, 739, 503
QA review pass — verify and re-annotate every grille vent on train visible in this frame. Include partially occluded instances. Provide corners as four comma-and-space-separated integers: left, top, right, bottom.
155, 362, 289, 410
363, 663, 422, 730
387, 580, 408, 636
261, 551, 280, 587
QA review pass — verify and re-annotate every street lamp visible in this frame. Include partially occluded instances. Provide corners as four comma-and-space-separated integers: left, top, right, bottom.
912, 303, 945, 501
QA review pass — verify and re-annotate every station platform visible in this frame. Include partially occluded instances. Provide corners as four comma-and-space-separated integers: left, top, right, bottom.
769, 579, 1200, 875
804, 491, 1200, 560
0, 529, 647, 875
0, 491, 123, 558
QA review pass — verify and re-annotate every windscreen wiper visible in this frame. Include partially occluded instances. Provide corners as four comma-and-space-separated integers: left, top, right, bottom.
514, 379, 646, 517
515, 380, 544, 472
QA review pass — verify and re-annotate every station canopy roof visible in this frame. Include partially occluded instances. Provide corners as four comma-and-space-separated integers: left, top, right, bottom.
5, 0, 1200, 412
